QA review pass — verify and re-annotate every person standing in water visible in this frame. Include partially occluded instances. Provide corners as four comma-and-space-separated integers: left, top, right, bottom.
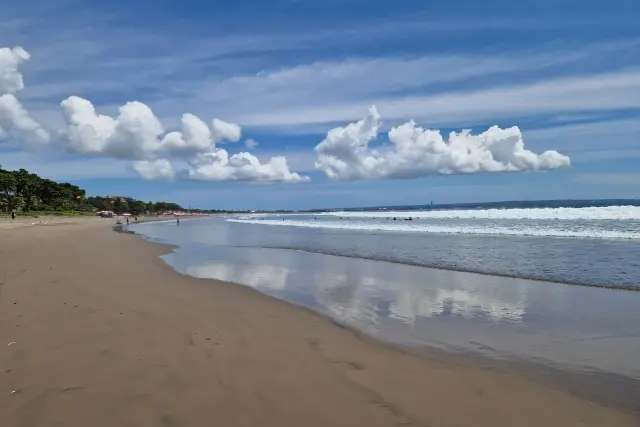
176, 216, 180, 225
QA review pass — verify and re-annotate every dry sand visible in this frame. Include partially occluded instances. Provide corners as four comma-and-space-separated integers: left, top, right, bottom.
0, 215, 102, 229
0, 219, 637, 427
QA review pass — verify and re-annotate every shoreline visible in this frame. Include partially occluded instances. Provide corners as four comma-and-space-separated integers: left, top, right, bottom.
222, 215, 640, 291
1, 219, 638, 426
127, 224, 640, 414
244, 244, 640, 292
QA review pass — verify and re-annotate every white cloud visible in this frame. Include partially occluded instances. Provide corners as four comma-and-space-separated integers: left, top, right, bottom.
194, 55, 520, 111
0, 94, 50, 144
188, 150, 309, 183
244, 138, 258, 149
117, 40, 634, 133
0, 46, 49, 145
315, 106, 570, 180
133, 159, 175, 180
3, 0, 637, 136
161, 113, 212, 153
235, 69, 640, 129
0, 46, 30, 94
0, 43, 585, 185
9, 11, 600, 106
174, 41, 635, 121
211, 118, 241, 143
60, 96, 163, 159
57, 94, 305, 183
0, 42, 308, 184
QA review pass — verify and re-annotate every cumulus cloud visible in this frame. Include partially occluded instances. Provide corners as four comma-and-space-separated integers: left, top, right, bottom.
133, 159, 175, 180
0, 46, 30, 94
0, 45, 574, 186
0, 47, 50, 145
0, 44, 306, 184
60, 97, 244, 158
188, 150, 309, 183
60, 96, 164, 159
58, 95, 306, 183
160, 113, 212, 153
211, 118, 241, 143
0, 95, 51, 144
315, 106, 570, 180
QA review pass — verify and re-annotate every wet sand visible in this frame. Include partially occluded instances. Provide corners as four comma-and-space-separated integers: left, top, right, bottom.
0, 219, 637, 426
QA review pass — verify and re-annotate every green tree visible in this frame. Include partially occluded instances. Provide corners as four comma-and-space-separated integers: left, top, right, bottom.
1, 166, 186, 214
130, 200, 147, 215
113, 197, 122, 213
0, 170, 17, 212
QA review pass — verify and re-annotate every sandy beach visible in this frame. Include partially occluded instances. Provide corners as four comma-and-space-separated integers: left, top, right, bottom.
0, 218, 637, 427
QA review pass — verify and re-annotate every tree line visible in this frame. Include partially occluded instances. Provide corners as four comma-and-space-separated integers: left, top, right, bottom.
85, 196, 183, 215
0, 166, 185, 215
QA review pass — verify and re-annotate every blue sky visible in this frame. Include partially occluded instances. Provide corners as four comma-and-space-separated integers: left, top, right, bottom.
0, 0, 638, 210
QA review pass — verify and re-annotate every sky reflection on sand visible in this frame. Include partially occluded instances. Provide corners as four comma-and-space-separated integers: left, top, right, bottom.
172, 246, 640, 379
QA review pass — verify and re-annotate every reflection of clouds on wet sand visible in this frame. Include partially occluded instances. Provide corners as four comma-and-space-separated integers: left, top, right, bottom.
312, 274, 381, 332
186, 256, 529, 329
164, 246, 640, 378
186, 262, 290, 291
388, 287, 527, 324
311, 264, 529, 329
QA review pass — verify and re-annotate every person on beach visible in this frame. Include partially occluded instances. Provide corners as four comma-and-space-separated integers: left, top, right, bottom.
11, 211, 15, 220
176, 216, 180, 225
126, 217, 130, 225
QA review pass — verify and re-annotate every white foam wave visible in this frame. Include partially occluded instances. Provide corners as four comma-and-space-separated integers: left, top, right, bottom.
317, 206, 640, 220
226, 218, 640, 240
233, 214, 263, 220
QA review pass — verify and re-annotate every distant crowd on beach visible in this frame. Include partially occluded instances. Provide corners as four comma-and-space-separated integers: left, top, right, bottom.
105, 209, 212, 226
114, 214, 185, 226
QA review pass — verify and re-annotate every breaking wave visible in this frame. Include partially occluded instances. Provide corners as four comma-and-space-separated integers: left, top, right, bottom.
228, 206, 640, 240
316, 206, 640, 221
226, 218, 640, 240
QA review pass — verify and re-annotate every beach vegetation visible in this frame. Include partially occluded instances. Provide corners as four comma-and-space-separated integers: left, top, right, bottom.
0, 166, 185, 215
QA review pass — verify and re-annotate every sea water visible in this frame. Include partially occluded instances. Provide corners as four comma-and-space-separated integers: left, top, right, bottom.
130, 204, 640, 386
227, 205, 640, 288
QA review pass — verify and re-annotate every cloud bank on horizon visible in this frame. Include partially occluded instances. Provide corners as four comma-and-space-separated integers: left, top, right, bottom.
1, 45, 571, 183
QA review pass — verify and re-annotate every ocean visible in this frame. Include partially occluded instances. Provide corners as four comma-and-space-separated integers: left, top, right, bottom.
130, 200, 640, 389
227, 204, 640, 288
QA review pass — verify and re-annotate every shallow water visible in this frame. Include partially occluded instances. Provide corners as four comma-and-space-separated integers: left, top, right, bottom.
131, 216, 640, 380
